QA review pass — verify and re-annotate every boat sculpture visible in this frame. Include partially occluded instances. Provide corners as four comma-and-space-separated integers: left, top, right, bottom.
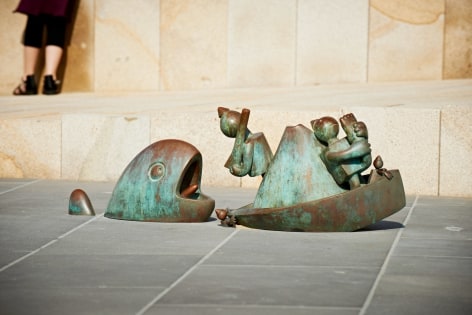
215, 108, 406, 232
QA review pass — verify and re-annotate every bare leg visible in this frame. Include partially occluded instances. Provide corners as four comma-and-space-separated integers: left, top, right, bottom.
42, 45, 63, 94
44, 45, 63, 79
23, 46, 40, 78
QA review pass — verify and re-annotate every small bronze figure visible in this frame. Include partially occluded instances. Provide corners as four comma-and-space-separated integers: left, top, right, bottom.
218, 107, 273, 177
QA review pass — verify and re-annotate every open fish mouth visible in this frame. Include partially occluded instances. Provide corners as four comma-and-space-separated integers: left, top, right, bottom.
176, 156, 201, 198
105, 139, 214, 222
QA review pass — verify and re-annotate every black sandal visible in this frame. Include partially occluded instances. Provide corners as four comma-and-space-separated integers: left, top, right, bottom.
13, 75, 38, 95
43, 75, 61, 95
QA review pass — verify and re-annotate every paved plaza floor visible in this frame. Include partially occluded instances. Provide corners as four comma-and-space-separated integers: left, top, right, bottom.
0, 178, 471, 315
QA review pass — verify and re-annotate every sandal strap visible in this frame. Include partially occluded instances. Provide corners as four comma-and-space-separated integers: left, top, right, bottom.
13, 75, 38, 95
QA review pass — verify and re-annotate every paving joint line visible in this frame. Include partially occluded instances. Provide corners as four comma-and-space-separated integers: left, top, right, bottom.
135, 229, 240, 315
0, 179, 42, 195
358, 194, 419, 315
0, 214, 104, 273
155, 303, 361, 311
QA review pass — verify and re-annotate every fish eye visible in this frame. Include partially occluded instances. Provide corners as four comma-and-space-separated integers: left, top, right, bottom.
148, 162, 166, 181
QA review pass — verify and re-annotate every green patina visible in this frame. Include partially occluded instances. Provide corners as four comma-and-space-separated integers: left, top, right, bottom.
105, 139, 214, 222
217, 108, 406, 232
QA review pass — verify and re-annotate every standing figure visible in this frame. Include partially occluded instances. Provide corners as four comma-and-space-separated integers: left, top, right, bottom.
218, 107, 273, 177
12, 0, 76, 95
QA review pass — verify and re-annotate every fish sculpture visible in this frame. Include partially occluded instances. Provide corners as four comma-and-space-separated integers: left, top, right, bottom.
104, 139, 214, 222
68, 189, 95, 216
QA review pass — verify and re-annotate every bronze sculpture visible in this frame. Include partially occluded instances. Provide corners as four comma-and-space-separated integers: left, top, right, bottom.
312, 113, 372, 189
216, 108, 405, 232
104, 139, 215, 222
68, 108, 405, 232
68, 189, 95, 216
218, 107, 273, 177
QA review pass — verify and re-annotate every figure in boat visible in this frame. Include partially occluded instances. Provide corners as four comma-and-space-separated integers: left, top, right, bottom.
311, 113, 372, 189
216, 107, 406, 232
218, 107, 273, 177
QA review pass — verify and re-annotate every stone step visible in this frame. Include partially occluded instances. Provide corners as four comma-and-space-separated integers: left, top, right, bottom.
1, 80, 471, 197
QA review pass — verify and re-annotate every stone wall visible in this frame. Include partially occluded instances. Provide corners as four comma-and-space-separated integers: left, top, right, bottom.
1, 0, 471, 94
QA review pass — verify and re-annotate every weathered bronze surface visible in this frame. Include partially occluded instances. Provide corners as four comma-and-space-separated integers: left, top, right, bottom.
220, 170, 405, 232
216, 108, 406, 232
218, 107, 273, 177
105, 139, 214, 222
69, 189, 95, 216
312, 113, 372, 189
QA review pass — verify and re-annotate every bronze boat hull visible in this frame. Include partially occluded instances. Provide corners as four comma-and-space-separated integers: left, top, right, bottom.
228, 170, 406, 232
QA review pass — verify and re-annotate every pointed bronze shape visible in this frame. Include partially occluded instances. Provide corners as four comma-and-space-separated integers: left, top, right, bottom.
215, 208, 228, 220
373, 155, 384, 169
69, 189, 96, 216
374, 155, 394, 180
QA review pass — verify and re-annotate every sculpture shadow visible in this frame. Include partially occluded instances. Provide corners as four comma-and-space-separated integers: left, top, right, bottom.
356, 220, 404, 232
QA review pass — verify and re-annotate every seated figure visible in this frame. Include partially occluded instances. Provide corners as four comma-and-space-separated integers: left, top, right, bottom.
218, 107, 273, 177
339, 114, 372, 187
312, 113, 372, 189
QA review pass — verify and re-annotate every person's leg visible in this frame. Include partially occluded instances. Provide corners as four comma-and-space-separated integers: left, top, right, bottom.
44, 45, 63, 78
23, 15, 43, 77
13, 15, 43, 95
43, 16, 67, 94
23, 46, 40, 78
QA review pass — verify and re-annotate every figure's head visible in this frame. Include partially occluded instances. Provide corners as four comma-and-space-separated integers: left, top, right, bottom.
218, 107, 241, 138
353, 121, 368, 139
340, 113, 357, 129
311, 116, 339, 144
340, 113, 358, 143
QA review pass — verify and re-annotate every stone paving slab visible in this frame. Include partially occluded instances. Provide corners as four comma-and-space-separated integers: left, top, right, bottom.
0, 179, 471, 315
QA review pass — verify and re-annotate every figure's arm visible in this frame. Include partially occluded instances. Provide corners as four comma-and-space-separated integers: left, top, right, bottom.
325, 140, 371, 163
228, 109, 253, 177
234, 109, 250, 154
230, 142, 254, 176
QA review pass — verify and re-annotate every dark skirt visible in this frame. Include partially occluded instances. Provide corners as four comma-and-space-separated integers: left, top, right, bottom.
15, 0, 75, 19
